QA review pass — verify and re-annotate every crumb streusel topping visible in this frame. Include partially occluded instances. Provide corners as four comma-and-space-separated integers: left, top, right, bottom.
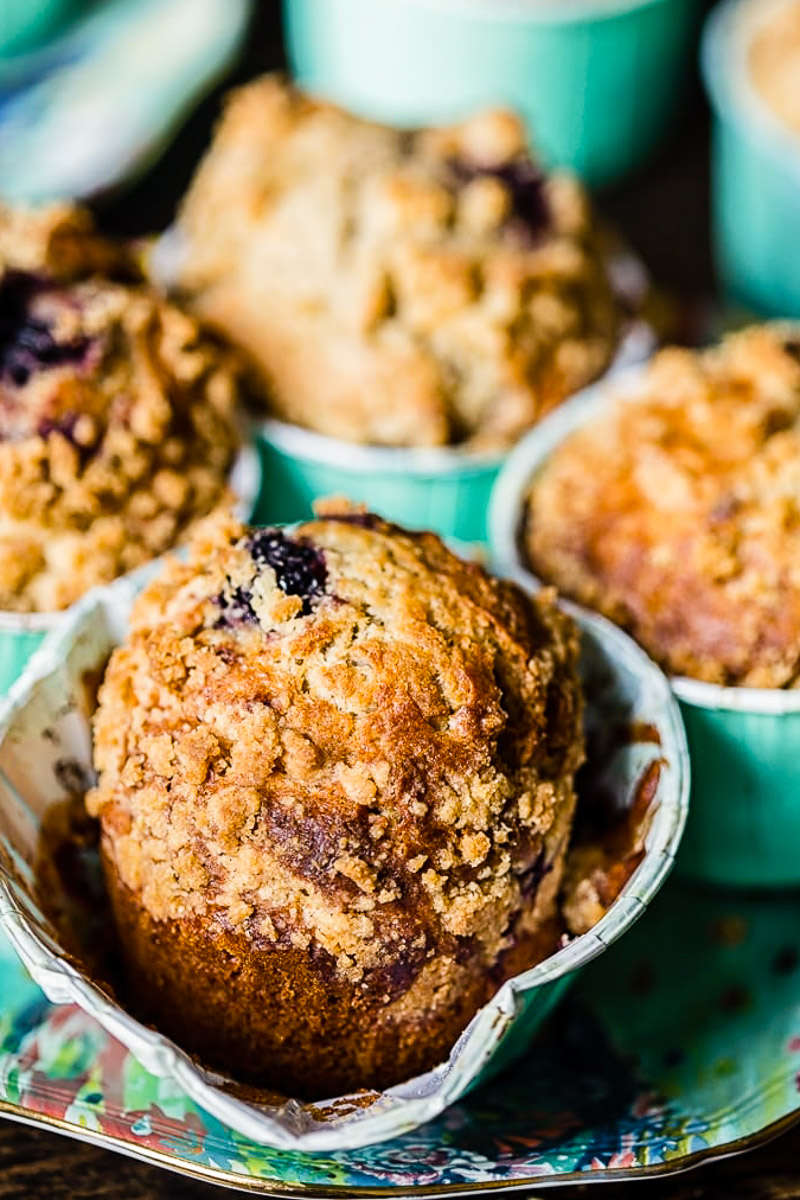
526, 325, 800, 687
0, 203, 241, 613
88, 507, 584, 990
172, 76, 624, 450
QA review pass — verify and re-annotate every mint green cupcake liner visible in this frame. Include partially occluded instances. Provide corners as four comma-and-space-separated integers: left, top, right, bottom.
672, 681, 800, 888
0, 0, 78, 57
0, 614, 58, 700
488, 362, 800, 888
284, 0, 703, 187
0, 545, 687, 1148
253, 424, 503, 543
702, 0, 800, 317
253, 322, 654, 544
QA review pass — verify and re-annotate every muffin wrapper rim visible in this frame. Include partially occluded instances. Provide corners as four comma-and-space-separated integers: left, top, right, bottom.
307, 0, 690, 23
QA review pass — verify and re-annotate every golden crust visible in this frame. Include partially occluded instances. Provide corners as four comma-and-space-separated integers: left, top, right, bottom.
526, 325, 800, 687
0, 204, 241, 613
173, 76, 623, 450
89, 507, 584, 1092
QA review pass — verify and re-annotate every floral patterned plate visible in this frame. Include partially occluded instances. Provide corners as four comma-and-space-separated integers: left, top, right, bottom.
2, 876, 799, 1193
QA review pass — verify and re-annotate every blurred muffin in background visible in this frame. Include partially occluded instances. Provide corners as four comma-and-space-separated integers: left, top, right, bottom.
749, 0, 800, 135
0, 203, 241, 613
525, 326, 800, 687
169, 76, 628, 451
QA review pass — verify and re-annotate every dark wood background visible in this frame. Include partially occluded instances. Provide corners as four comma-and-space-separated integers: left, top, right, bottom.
2, 0, 793, 1195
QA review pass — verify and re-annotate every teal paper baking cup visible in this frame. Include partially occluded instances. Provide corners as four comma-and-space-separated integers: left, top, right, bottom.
0, 0, 78, 57
253, 423, 502, 543
253, 322, 654, 543
284, 0, 702, 187
671, 680, 800, 888
0, 612, 57, 699
488, 362, 800, 888
702, 0, 800, 317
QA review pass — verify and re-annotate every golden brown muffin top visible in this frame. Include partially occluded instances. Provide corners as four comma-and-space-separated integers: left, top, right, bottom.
88, 507, 584, 987
749, 0, 800, 135
526, 325, 800, 687
0, 203, 241, 613
173, 76, 623, 449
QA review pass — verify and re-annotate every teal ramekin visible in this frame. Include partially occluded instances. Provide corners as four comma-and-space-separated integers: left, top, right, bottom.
253, 321, 654, 543
488, 362, 800, 888
284, 0, 703, 187
0, 612, 57, 699
0, 0, 78, 57
253, 422, 502, 543
671, 680, 800, 888
702, 0, 800, 317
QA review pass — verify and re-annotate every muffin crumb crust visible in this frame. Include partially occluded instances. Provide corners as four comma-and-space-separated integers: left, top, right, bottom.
173, 76, 624, 450
0, 203, 241, 613
526, 325, 800, 687
89, 507, 584, 1093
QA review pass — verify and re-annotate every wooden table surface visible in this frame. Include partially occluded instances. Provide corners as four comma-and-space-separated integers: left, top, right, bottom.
2, 1, 794, 1195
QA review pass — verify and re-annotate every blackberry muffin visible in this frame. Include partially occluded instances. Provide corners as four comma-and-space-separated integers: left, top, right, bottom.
526, 326, 800, 687
0, 203, 241, 613
170, 76, 625, 450
88, 505, 584, 1096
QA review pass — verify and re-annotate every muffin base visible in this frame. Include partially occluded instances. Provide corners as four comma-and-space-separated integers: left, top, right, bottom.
105, 861, 565, 1099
